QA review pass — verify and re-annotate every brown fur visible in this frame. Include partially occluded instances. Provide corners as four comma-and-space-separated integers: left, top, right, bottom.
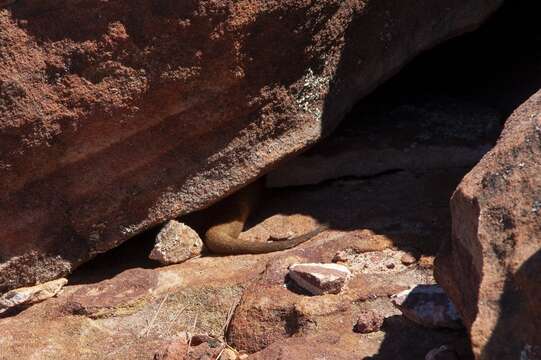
204, 181, 326, 254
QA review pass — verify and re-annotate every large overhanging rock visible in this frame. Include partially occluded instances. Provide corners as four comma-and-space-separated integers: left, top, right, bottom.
435, 90, 541, 359
0, 0, 503, 291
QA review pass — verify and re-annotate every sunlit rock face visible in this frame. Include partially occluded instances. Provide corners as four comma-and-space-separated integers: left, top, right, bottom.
436, 90, 541, 359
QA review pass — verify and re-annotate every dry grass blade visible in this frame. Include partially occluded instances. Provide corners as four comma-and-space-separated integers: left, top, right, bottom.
140, 294, 169, 337
186, 313, 198, 358
216, 344, 240, 360
222, 297, 241, 341
215, 346, 226, 360
164, 304, 189, 336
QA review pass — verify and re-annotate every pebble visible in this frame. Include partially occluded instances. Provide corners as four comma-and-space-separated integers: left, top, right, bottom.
353, 310, 384, 333
288, 263, 352, 295
418, 255, 434, 269
400, 252, 417, 265
332, 250, 350, 263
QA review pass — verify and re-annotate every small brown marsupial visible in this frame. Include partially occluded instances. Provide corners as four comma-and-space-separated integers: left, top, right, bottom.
204, 180, 327, 254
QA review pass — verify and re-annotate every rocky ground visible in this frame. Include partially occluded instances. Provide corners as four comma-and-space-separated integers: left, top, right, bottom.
0, 119, 483, 359
1, 1, 540, 359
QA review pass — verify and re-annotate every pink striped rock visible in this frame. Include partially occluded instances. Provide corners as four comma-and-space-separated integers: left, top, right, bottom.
288, 263, 351, 295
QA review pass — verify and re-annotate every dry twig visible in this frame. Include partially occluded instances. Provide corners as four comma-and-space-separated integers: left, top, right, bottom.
186, 313, 198, 358
164, 304, 188, 336
221, 297, 241, 341
140, 294, 169, 337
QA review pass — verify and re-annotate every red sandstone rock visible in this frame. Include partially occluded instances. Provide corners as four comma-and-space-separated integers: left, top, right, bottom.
154, 340, 189, 360
0, 0, 503, 291
353, 310, 384, 333
65, 268, 158, 318
401, 253, 417, 266
435, 90, 541, 359
288, 263, 351, 295
391, 285, 463, 330
149, 221, 204, 265
226, 285, 310, 354
156, 341, 226, 360
248, 332, 360, 360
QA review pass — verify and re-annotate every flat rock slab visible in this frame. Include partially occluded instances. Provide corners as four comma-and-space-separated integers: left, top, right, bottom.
0, 164, 471, 360
0, 278, 67, 314
65, 268, 158, 318
391, 284, 463, 330
248, 332, 361, 360
335, 248, 412, 274
288, 263, 352, 295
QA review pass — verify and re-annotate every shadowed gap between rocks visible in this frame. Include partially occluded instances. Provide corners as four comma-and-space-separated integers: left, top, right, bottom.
358, 0, 541, 358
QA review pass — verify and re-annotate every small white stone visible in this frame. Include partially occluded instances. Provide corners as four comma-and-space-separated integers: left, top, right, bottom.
288, 263, 351, 295
149, 221, 204, 265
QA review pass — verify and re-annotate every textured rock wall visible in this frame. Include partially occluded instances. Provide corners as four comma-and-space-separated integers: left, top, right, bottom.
436, 90, 541, 359
0, 0, 503, 291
